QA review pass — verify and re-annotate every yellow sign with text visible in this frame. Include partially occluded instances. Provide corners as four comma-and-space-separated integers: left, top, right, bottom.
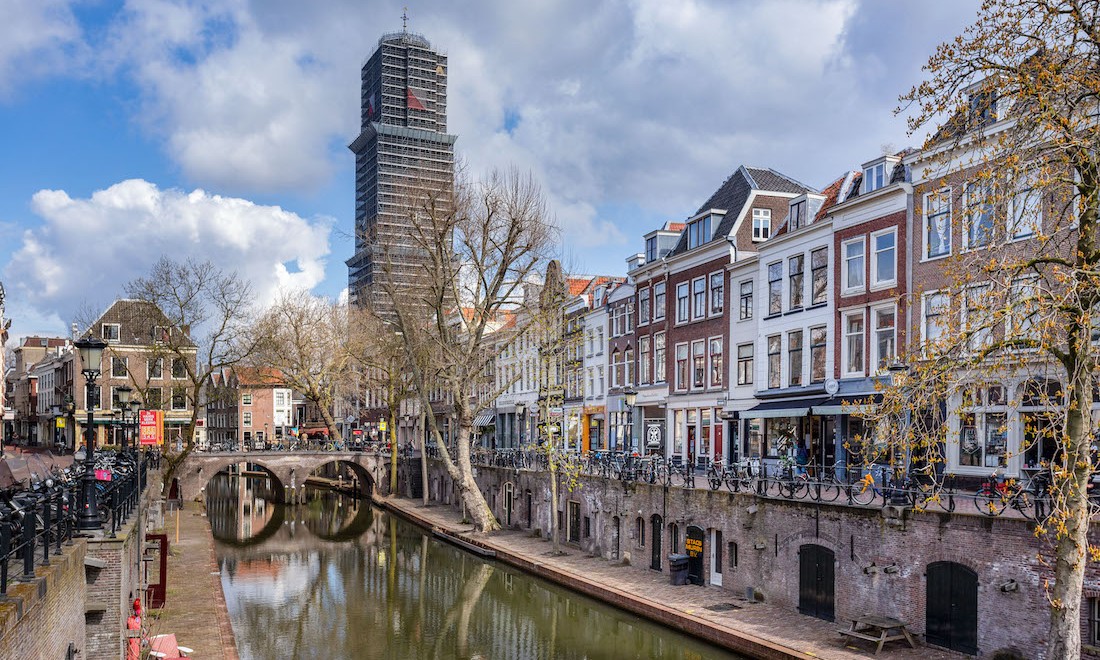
685, 537, 703, 557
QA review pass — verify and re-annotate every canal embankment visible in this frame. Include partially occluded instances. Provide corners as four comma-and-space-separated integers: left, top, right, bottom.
143, 500, 238, 659
375, 495, 957, 660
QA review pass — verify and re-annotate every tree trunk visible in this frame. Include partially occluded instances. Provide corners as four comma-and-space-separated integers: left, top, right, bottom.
1047, 384, 1091, 658
318, 400, 342, 444
455, 424, 500, 532
550, 455, 561, 554
419, 410, 429, 506
388, 409, 398, 496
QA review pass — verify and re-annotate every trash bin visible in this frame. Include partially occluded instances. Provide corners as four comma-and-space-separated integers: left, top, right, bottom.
668, 553, 689, 586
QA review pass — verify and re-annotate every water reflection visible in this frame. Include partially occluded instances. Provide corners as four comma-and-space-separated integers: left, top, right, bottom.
210, 474, 742, 660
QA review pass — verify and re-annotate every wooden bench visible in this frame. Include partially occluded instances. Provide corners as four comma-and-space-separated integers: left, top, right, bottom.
839, 615, 917, 655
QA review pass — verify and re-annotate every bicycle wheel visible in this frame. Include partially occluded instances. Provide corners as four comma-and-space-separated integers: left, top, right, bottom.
1014, 491, 1036, 520
973, 489, 1006, 516
816, 480, 842, 503
850, 480, 877, 506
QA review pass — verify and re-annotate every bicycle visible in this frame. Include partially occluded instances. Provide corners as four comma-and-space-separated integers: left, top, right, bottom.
973, 470, 1036, 517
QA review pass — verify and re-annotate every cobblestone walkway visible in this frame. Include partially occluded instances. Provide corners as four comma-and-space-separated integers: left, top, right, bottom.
144, 501, 238, 659
382, 497, 961, 660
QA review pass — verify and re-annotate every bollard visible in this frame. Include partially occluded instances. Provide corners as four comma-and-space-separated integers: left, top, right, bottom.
55, 493, 63, 554
109, 488, 120, 538
22, 509, 35, 578
43, 497, 51, 565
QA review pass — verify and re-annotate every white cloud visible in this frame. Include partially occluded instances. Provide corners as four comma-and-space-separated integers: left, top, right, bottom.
0, 0, 82, 96
4, 179, 332, 329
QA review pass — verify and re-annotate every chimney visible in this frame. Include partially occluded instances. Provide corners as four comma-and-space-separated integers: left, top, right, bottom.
71, 323, 78, 341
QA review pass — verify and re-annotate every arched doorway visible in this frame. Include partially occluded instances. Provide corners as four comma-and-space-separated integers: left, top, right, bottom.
503, 482, 514, 527
685, 526, 705, 585
798, 544, 835, 621
926, 561, 978, 654
650, 515, 663, 571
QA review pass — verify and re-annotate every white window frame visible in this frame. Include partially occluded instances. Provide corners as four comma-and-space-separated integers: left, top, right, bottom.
691, 339, 706, 389
653, 282, 666, 321
922, 290, 950, 346
709, 271, 724, 316
708, 336, 723, 388
787, 329, 804, 388
147, 358, 163, 381
675, 342, 689, 391
102, 323, 120, 343
736, 343, 753, 386
962, 284, 992, 352
676, 282, 690, 323
842, 238, 866, 294
1008, 169, 1042, 241
654, 332, 667, 382
871, 304, 897, 372
923, 187, 953, 260
752, 208, 771, 241
1008, 276, 1041, 344
738, 280, 753, 321
842, 310, 866, 377
963, 182, 994, 250
638, 287, 651, 325
242, 393, 253, 406
692, 277, 706, 320
111, 356, 128, 379
863, 162, 887, 194
870, 228, 897, 288
243, 411, 252, 427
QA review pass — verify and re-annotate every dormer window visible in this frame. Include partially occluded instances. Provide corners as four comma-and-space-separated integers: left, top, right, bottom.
102, 323, 120, 343
752, 208, 771, 241
645, 237, 658, 262
687, 215, 713, 249
789, 199, 808, 231
969, 90, 997, 127
863, 162, 887, 193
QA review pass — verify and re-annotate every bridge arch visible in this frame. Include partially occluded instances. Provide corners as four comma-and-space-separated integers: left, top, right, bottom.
176, 452, 386, 505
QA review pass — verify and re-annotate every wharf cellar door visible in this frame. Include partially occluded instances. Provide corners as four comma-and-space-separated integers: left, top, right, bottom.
926, 561, 978, 654
685, 526, 705, 585
797, 544, 835, 621
650, 515, 663, 571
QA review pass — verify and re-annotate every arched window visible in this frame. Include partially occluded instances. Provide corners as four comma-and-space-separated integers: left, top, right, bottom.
669, 523, 680, 553
635, 516, 645, 546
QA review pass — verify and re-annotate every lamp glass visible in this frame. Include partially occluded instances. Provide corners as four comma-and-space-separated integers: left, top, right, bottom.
117, 385, 132, 406
75, 336, 107, 374
516, 403, 526, 416
130, 400, 141, 414
623, 387, 637, 408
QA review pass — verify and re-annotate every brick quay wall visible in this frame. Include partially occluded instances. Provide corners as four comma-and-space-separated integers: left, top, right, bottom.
0, 538, 87, 659
419, 461, 1100, 658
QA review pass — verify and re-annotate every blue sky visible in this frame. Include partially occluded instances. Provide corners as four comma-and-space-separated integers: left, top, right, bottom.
0, 0, 980, 342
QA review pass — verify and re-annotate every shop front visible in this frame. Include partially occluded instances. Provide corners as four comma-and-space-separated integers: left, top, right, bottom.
668, 404, 726, 468
582, 406, 605, 453
742, 396, 832, 474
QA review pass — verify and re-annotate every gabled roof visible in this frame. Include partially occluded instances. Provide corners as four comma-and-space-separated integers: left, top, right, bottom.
234, 366, 285, 387
87, 299, 196, 348
670, 165, 817, 256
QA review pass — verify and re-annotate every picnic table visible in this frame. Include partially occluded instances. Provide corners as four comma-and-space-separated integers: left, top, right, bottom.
839, 615, 918, 655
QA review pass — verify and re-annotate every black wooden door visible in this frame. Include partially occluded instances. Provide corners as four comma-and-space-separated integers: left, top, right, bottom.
686, 526, 705, 585
926, 562, 978, 654
650, 515, 663, 570
525, 491, 532, 528
798, 544, 835, 621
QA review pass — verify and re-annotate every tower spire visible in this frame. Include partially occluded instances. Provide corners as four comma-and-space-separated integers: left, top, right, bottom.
402, 7, 408, 32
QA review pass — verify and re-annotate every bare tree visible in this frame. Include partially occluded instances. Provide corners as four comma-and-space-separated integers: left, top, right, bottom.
378, 167, 557, 533
886, 2, 1100, 654
252, 291, 350, 443
125, 257, 258, 494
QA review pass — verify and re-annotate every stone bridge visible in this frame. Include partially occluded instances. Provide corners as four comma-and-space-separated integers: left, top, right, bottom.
175, 451, 391, 504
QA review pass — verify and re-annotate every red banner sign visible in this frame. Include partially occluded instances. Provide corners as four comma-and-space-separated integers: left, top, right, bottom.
140, 410, 164, 446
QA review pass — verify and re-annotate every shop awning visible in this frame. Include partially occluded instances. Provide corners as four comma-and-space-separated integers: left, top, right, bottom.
472, 411, 496, 427
744, 396, 832, 419
811, 394, 882, 416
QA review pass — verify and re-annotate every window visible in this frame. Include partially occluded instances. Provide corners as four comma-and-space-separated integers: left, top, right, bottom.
645, 237, 658, 262
147, 358, 163, 380
924, 188, 952, 258
676, 283, 690, 323
639, 336, 651, 384
610, 350, 621, 388
789, 255, 804, 309
243, 411, 252, 427
586, 329, 594, 356
789, 199, 807, 231
1009, 277, 1040, 342
843, 239, 865, 291
871, 229, 896, 286
654, 333, 666, 382
810, 248, 828, 305
692, 340, 706, 388
242, 393, 253, 406
843, 312, 865, 375
636, 517, 645, 546
111, 386, 127, 409
873, 307, 896, 370
964, 182, 994, 249
638, 288, 650, 324
598, 366, 604, 394
687, 215, 712, 249
111, 356, 128, 378
145, 387, 162, 409
653, 283, 666, 321
625, 348, 635, 386
810, 326, 827, 383
788, 330, 804, 387
736, 344, 753, 385
1009, 170, 1042, 239
709, 338, 723, 387
171, 357, 187, 379
767, 335, 781, 389
767, 262, 782, 316
709, 272, 724, 315
596, 327, 604, 353
675, 343, 688, 390
752, 208, 771, 241
923, 291, 950, 344
963, 285, 992, 351
101, 323, 120, 342
959, 387, 1007, 469
692, 277, 706, 320
171, 387, 187, 411
739, 280, 753, 320
863, 162, 887, 193
1088, 597, 1100, 646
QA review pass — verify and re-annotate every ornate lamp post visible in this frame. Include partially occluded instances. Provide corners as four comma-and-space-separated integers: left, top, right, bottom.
515, 402, 526, 449
623, 387, 638, 453
116, 385, 132, 450
75, 336, 106, 530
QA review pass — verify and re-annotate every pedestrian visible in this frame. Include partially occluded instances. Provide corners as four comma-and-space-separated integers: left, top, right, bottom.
126, 598, 142, 660
795, 442, 809, 477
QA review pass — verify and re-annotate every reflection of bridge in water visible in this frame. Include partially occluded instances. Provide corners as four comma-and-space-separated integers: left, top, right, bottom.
208, 474, 383, 557
176, 451, 390, 503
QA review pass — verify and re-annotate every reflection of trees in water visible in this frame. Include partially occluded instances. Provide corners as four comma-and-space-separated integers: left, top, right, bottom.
214, 502, 739, 660
207, 472, 281, 544
295, 488, 369, 540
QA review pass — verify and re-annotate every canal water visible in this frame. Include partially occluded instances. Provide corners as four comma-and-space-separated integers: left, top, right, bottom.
207, 473, 743, 659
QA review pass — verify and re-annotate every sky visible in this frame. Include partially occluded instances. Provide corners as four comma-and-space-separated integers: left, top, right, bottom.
0, 0, 982, 343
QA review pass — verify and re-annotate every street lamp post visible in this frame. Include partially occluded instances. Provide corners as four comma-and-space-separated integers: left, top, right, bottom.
515, 403, 526, 449
75, 336, 107, 531
116, 385, 132, 450
623, 387, 637, 454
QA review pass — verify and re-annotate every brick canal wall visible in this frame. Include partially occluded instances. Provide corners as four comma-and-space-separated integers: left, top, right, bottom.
424, 463, 1100, 658
0, 538, 87, 659
85, 520, 146, 660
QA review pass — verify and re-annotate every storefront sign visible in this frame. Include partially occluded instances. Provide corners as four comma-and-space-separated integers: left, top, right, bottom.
685, 536, 703, 557
645, 421, 664, 448
139, 410, 163, 446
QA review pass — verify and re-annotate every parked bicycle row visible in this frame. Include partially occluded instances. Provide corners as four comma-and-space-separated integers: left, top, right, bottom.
464, 446, 1077, 520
